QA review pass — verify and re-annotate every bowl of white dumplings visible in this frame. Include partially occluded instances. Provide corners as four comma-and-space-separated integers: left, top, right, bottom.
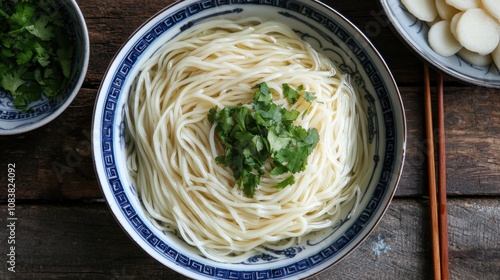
381, 0, 500, 88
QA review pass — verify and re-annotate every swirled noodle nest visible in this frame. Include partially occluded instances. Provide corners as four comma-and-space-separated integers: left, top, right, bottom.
125, 17, 371, 262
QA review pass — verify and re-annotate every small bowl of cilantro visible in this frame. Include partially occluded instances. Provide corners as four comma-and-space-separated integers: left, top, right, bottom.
0, 0, 89, 135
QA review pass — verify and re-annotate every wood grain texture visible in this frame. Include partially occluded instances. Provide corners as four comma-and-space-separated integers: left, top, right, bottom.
0, 199, 498, 279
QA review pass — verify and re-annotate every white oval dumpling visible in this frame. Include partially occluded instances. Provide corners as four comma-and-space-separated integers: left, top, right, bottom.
450, 11, 464, 38
458, 48, 493, 66
455, 8, 499, 55
482, 0, 500, 21
446, 0, 480, 11
436, 0, 461, 20
492, 44, 500, 70
402, 0, 438, 22
428, 20, 463, 56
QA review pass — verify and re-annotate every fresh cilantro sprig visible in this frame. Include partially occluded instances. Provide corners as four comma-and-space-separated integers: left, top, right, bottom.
208, 82, 319, 198
0, 0, 74, 109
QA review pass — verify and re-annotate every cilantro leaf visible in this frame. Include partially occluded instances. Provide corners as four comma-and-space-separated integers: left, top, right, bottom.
34, 42, 51, 67
240, 170, 260, 197
9, 3, 36, 28
274, 145, 309, 173
303, 91, 317, 103
268, 128, 292, 153
0, 68, 26, 94
0, 0, 75, 109
303, 127, 320, 149
283, 83, 300, 104
56, 45, 73, 78
209, 82, 320, 198
15, 49, 33, 65
275, 175, 295, 189
13, 89, 40, 108
26, 16, 54, 41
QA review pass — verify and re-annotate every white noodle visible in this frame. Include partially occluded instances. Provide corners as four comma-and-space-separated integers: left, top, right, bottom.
126, 18, 372, 262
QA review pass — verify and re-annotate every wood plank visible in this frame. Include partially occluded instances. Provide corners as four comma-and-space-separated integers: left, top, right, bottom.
77, 0, 169, 85
399, 86, 500, 196
0, 199, 498, 279
0, 88, 99, 200
76, 0, 421, 85
443, 87, 500, 195
317, 198, 500, 279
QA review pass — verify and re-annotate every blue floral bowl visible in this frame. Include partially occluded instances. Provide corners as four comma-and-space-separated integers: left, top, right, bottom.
92, 0, 406, 278
0, 0, 89, 135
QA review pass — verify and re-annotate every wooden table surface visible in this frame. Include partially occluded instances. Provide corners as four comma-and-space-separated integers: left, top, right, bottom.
1, 0, 499, 279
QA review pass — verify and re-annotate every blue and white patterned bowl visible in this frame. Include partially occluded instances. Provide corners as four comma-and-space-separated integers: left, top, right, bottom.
92, 0, 406, 278
0, 0, 89, 135
381, 0, 500, 88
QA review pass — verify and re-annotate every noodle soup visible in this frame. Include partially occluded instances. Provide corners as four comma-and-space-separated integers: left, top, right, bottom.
93, 1, 405, 279
125, 18, 371, 263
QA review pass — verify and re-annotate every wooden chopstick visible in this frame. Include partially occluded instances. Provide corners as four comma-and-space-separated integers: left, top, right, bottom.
436, 73, 450, 280
424, 64, 441, 280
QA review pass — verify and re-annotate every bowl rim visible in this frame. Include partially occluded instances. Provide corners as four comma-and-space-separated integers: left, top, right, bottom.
0, 0, 90, 135
92, 0, 407, 278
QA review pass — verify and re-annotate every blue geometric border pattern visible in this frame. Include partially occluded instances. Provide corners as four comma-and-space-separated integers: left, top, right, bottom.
100, 0, 397, 279
0, 97, 58, 121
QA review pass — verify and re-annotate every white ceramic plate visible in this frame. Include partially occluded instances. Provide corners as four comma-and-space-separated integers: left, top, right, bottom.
380, 0, 500, 88
92, 0, 406, 279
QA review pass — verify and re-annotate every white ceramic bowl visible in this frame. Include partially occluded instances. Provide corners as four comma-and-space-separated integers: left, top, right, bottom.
92, 0, 406, 278
0, 0, 89, 135
381, 0, 500, 88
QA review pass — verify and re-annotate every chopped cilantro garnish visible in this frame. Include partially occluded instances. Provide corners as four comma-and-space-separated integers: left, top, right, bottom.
208, 82, 319, 198
0, 0, 74, 109
302, 90, 317, 103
